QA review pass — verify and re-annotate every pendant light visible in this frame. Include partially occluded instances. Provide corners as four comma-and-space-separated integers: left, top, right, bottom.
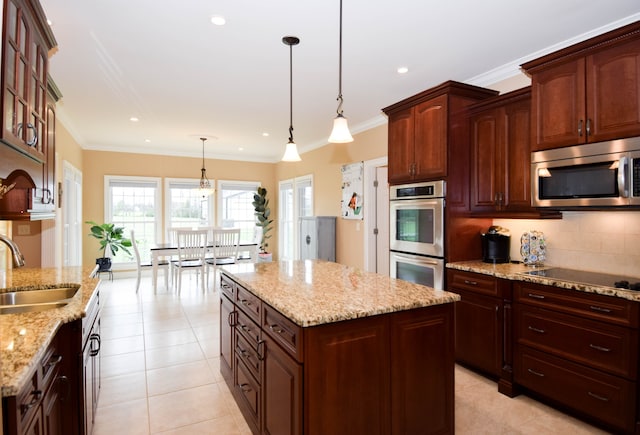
328, 0, 354, 143
198, 137, 214, 195
281, 36, 302, 162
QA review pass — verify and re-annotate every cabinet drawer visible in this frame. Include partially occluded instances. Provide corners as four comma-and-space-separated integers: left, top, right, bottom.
234, 355, 261, 430
16, 370, 42, 425
515, 347, 636, 432
514, 282, 639, 327
40, 338, 63, 390
236, 308, 262, 348
448, 269, 498, 297
516, 305, 637, 379
263, 304, 303, 363
235, 330, 262, 381
220, 274, 235, 299
236, 283, 261, 323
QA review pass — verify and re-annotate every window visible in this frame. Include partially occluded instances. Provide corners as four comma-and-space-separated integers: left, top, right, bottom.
217, 180, 260, 244
105, 176, 161, 266
165, 178, 214, 231
278, 175, 313, 260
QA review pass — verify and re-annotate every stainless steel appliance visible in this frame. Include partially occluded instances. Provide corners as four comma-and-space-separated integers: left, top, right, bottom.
521, 267, 640, 290
531, 137, 640, 208
389, 180, 445, 290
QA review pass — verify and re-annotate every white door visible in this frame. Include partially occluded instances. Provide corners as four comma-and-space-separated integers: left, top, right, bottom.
375, 166, 389, 275
63, 162, 82, 266
364, 157, 389, 274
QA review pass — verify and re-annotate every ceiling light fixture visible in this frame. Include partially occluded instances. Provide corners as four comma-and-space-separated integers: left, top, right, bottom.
198, 137, 214, 195
210, 15, 226, 26
328, 0, 353, 144
281, 36, 302, 162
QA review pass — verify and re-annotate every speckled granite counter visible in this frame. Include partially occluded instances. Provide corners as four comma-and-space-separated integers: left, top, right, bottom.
446, 260, 640, 302
1, 266, 100, 397
221, 259, 460, 327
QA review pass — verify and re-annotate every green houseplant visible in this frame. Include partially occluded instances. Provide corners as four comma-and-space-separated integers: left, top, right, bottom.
86, 221, 132, 271
252, 187, 273, 261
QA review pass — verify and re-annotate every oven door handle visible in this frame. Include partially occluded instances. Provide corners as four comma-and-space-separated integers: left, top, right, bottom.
618, 156, 629, 198
392, 252, 441, 266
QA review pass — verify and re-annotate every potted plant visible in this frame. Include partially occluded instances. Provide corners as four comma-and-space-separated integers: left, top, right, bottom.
86, 221, 132, 271
252, 187, 274, 262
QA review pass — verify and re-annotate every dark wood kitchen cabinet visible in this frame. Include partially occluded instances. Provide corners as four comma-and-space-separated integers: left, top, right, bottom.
221, 272, 455, 435
383, 81, 497, 186
3, 322, 80, 435
448, 269, 515, 395
469, 88, 536, 215
513, 281, 640, 433
81, 288, 101, 435
523, 21, 640, 151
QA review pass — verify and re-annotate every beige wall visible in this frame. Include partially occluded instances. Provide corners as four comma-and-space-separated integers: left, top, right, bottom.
81, 150, 276, 267
276, 124, 387, 268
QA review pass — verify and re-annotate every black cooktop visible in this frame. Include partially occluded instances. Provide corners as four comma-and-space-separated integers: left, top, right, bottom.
523, 267, 640, 290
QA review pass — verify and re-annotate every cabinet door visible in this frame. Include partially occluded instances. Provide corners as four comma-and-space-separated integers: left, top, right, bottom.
220, 294, 235, 381
470, 110, 499, 212
454, 289, 501, 377
502, 97, 531, 211
82, 341, 94, 435
414, 94, 448, 180
530, 58, 586, 150
263, 335, 302, 435
586, 38, 640, 143
391, 304, 454, 435
42, 377, 64, 435
387, 108, 414, 184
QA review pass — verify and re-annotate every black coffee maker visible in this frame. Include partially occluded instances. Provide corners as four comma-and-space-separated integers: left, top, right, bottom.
481, 226, 511, 264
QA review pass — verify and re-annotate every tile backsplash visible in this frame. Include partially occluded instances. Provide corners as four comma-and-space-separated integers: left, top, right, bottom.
493, 211, 640, 278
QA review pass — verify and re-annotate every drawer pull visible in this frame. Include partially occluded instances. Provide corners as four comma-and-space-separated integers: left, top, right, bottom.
589, 343, 612, 353
588, 391, 610, 402
527, 326, 545, 334
228, 310, 237, 327
589, 305, 612, 314
240, 324, 250, 332
257, 339, 265, 361
20, 390, 42, 413
240, 383, 252, 393
527, 293, 545, 300
44, 354, 63, 370
269, 324, 284, 334
463, 280, 478, 286
527, 368, 545, 377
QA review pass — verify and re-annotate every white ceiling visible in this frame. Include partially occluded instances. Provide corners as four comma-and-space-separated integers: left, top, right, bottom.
40, 1, 640, 163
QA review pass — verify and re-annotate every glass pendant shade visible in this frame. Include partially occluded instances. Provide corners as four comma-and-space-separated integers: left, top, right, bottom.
329, 114, 354, 143
198, 137, 214, 195
281, 140, 301, 162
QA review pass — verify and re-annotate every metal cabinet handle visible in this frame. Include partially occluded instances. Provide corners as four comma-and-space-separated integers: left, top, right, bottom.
589, 305, 611, 313
257, 339, 265, 361
527, 368, 545, 377
588, 391, 609, 402
269, 324, 284, 334
578, 119, 583, 136
228, 310, 237, 327
463, 280, 478, 286
527, 293, 545, 300
89, 333, 101, 357
44, 354, 63, 370
528, 326, 545, 334
589, 343, 611, 353
21, 390, 42, 413
586, 118, 591, 136
240, 298, 251, 307
57, 375, 71, 401
240, 383, 252, 393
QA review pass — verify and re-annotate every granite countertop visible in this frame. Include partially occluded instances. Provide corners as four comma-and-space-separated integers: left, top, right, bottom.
1, 266, 100, 397
446, 260, 640, 302
221, 260, 460, 327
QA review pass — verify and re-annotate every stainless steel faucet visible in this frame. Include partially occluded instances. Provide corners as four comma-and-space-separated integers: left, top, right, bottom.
0, 233, 25, 267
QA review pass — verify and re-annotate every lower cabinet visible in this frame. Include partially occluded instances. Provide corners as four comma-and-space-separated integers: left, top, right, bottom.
81, 289, 101, 435
513, 281, 639, 433
220, 272, 454, 435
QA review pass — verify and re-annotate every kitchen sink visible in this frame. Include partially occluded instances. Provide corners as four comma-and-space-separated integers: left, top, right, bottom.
0, 286, 80, 315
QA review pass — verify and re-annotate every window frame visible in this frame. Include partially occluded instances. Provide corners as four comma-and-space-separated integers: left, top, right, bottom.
164, 177, 215, 235
217, 179, 261, 244
278, 174, 313, 260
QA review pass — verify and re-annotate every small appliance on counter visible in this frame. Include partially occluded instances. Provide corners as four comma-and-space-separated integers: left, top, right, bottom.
520, 230, 546, 266
481, 226, 511, 264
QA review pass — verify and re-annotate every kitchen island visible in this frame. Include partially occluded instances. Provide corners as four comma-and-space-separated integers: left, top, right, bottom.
219, 260, 460, 435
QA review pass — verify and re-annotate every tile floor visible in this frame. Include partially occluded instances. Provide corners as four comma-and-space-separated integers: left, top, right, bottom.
94, 274, 611, 435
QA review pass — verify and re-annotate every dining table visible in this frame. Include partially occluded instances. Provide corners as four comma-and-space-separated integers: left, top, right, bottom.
149, 241, 258, 291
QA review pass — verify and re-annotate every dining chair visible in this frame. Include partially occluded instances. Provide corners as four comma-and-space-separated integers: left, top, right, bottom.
131, 230, 170, 293
172, 228, 208, 292
206, 228, 241, 284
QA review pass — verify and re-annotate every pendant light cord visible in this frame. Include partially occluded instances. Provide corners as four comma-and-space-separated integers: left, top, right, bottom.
289, 41, 294, 143
336, 0, 344, 116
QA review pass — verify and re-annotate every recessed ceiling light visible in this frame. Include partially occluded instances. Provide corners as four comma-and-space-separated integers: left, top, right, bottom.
145, 139, 151, 143
262, 132, 269, 137
238, 147, 244, 151
130, 117, 139, 122
397, 66, 409, 74
211, 15, 226, 26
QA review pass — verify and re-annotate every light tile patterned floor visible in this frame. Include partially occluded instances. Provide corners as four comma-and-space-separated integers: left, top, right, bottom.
94, 275, 611, 434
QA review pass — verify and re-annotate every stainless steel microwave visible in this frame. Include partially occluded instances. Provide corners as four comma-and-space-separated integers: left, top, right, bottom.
531, 137, 640, 208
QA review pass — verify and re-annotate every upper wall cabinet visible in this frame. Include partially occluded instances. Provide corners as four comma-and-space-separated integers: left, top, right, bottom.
523, 21, 640, 151
1, 0, 57, 162
382, 81, 497, 186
